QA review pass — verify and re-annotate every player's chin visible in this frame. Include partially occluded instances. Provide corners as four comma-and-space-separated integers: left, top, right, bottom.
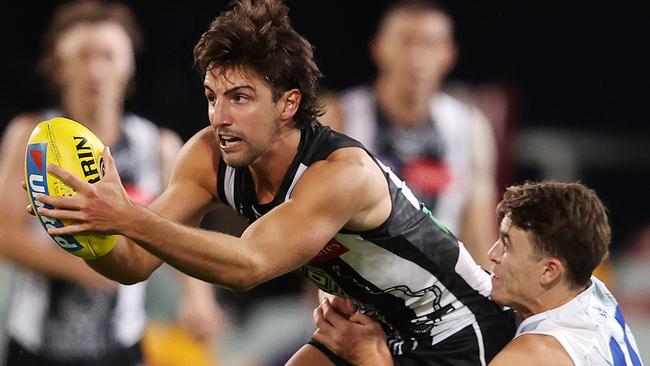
489, 278, 503, 299
221, 151, 254, 168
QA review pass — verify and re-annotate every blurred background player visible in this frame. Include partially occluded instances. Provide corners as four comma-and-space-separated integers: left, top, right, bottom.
322, 0, 498, 268
0, 1, 221, 365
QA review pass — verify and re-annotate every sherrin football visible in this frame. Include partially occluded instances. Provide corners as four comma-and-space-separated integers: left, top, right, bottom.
24, 117, 118, 259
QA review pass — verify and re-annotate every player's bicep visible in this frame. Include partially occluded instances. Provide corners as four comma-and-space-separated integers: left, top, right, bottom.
240, 161, 370, 276
149, 178, 216, 227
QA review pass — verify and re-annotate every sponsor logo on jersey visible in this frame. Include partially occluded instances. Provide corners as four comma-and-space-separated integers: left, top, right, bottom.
27, 143, 83, 252
310, 238, 349, 263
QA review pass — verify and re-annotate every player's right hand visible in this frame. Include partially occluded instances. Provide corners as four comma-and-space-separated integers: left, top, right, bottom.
22, 180, 36, 216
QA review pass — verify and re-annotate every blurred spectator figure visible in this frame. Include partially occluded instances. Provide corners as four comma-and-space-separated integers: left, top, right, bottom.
0, 1, 221, 365
199, 196, 319, 366
322, 0, 498, 268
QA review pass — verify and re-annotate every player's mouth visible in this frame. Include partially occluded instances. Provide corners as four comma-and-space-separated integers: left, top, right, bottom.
219, 134, 243, 152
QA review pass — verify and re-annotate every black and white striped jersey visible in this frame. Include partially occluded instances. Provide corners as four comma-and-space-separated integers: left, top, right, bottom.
7, 110, 154, 360
217, 121, 502, 349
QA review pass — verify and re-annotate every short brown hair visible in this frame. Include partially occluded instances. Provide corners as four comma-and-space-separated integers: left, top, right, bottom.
193, 0, 324, 128
39, 0, 143, 82
497, 181, 611, 288
378, 0, 454, 37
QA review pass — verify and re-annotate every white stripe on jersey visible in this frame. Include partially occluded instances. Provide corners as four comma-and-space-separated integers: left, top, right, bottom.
455, 241, 492, 298
472, 322, 487, 366
285, 163, 308, 201
224, 166, 236, 208
375, 159, 421, 210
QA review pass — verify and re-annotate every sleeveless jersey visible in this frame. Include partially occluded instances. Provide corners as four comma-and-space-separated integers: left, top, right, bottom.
516, 276, 644, 366
6, 110, 162, 361
217, 122, 505, 353
339, 86, 479, 234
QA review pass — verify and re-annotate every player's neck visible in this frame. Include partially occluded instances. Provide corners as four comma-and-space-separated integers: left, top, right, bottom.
249, 126, 301, 204
374, 77, 436, 128
519, 282, 586, 319
61, 97, 123, 146
541, 282, 586, 313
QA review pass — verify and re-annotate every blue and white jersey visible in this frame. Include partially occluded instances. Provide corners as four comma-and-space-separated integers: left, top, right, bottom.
516, 276, 644, 366
218, 121, 509, 355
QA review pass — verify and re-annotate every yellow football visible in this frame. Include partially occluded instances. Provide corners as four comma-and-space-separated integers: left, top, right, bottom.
24, 117, 118, 259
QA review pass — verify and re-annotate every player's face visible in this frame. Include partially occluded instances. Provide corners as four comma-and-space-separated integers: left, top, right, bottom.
488, 215, 546, 315
54, 22, 134, 112
373, 10, 455, 93
204, 67, 286, 167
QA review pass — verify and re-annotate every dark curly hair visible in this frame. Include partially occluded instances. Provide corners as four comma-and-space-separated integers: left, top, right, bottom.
193, 0, 324, 129
497, 181, 611, 288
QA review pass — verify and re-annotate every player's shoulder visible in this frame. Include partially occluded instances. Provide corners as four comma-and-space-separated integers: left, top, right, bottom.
298, 146, 381, 203
182, 127, 218, 153
489, 333, 573, 366
173, 127, 219, 168
3, 113, 40, 137
166, 127, 219, 191
320, 145, 374, 174
1, 113, 42, 153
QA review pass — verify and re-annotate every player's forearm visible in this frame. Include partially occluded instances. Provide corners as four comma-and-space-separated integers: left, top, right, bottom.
121, 204, 266, 291
460, 196, 497, 269
84, 235, 160, 285
354, 344, 393, 366
0, 228, 115, 288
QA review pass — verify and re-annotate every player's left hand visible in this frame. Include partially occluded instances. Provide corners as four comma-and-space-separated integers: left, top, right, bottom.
177, 283, 226, 342
35, 146, 137, 236
313, 299, 392, 366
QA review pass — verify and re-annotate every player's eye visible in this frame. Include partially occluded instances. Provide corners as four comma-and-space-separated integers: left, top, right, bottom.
233, 94, 249, 104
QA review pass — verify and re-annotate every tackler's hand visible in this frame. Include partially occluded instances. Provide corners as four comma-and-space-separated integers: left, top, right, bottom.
313, 299, 392, 366
35, 146, 137, 236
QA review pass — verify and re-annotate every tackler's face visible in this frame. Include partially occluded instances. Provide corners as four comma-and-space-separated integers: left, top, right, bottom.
487, 214, 546, 315
54, 21, 134, 111
203, 66, 286, 168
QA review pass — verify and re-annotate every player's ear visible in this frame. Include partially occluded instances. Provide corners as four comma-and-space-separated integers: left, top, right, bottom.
279, 89, 301, 121
540, 257, 564, 287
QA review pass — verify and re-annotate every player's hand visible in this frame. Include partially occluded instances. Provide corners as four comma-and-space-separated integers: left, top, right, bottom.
22, 180, 37, 216
313, 299, 393, 366
320, 294, 357, 316
35, 146, 137, 236
177, 283, 226, 342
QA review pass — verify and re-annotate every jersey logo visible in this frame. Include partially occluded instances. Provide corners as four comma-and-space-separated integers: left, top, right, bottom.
310, 239, 349, 263
401, 158, 452, 196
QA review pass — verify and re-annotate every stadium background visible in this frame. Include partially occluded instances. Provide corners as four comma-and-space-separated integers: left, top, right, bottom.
0, 0, 649, 362
1, 1, 648, 249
